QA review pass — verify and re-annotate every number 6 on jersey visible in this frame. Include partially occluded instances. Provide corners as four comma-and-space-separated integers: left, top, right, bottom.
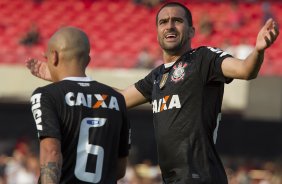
75, 118, 106, 183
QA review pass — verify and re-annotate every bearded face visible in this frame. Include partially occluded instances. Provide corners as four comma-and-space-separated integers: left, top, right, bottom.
157, 6, 193, 55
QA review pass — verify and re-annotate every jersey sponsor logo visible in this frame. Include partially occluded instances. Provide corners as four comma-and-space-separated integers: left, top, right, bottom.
152, 94, 181, 113
65, 92, 120, 111
207, 46, 228, 57
30, 93, 43, 131
171, 62, 188, 83
78, 82, 90, 87
86, 119, 106, 126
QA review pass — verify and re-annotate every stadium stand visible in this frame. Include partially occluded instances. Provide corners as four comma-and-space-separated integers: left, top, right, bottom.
0, 0, 281, 73
0, 2, 282, 183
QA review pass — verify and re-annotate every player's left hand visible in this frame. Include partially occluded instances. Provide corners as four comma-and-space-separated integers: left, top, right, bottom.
256, 18, 279, 51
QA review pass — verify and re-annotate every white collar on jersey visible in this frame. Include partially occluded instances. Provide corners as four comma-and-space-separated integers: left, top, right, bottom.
164, 61, 176, 68
62, 76, 92, 82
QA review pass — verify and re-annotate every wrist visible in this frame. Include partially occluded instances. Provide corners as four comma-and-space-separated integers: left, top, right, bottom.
254, 47, 265, 55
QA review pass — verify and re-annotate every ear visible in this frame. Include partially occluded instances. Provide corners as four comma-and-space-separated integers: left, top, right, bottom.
188, 27, 195, 38
86, 55, 91, 67
51, 50, 59, 66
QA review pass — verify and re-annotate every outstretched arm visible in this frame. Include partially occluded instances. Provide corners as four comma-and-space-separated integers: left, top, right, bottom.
222, 18, 279, 80
119, 85, 148, 109
26, 58, 52, 81
26, 59, 148, 108
40, 137, 62, 184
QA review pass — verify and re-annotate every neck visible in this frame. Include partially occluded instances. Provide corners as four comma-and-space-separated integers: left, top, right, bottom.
55, 60, 87, 81
163, 54, 181, 64
56, 70, 87, 82
162, 45, 192, 64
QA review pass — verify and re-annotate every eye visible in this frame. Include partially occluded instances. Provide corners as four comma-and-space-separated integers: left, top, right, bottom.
174, 19, 183, 23
159, 19, 167, 25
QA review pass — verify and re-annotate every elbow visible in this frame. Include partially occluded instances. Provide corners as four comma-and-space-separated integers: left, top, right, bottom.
241, 70, 258, 80
41, 147, 61, 164
41, 145, 61, 157
246, 76, 257, 80
244, 73, 258, 80
47, 149, 61, 158
40, 138, 61, 161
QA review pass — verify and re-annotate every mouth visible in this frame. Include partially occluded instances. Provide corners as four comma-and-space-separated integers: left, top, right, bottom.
165, 33, 177, 41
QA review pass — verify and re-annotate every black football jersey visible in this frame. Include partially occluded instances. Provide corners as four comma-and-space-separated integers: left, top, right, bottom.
135, 46, 232, 184
30, 77, 130, 184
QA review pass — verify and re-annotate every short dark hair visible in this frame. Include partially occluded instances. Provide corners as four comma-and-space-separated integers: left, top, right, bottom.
156, 2, 193, 26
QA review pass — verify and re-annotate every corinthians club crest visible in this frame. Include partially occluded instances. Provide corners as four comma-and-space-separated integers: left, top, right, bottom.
171, 62, 188, 82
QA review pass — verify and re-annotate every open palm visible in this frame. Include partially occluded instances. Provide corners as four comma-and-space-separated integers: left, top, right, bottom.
256, 18, 279, 51
26, 59, 52, 81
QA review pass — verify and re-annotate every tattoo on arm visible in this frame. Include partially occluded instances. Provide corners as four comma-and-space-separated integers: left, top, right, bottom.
40, 162, 61, 184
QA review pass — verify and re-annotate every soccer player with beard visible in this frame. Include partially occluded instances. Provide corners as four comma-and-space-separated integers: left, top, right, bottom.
27, 2, 279, 184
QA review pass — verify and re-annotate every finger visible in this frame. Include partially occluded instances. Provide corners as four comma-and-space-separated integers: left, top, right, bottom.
30, 60, 37, 68
41, 52, 47, 59
24, 57, 32, 63
25, 58, 31, 68
25, 58, 34, 69
268, 24, 279, 44
28, 60, 39, 74
269, 30, 277, 43
264, 18, 274, 30
32, 68, 39, 75
26, 58, 36, 63
273, 22, 280, 36
31, 60, 39, 70
264, 36, 272, 48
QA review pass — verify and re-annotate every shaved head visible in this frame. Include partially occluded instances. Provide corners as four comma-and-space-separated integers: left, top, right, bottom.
46, 27, 91, 81
48, 27, 90, 66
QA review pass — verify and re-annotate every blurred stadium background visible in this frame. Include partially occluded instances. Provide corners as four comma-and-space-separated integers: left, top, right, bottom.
0, 0, 282, 183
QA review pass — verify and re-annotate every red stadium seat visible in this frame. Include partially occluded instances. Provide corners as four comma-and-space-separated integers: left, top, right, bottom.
0, 0, 281, 75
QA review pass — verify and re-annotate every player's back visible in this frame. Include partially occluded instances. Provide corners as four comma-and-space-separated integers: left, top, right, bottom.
31, 77, 130, 184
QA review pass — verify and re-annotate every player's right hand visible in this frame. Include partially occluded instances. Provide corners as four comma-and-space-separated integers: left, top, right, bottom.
25, 58, 52, 81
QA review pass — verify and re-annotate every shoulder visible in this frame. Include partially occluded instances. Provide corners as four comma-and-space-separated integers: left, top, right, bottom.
180, 46, 209, 60
196, 46, 228, 54
192, 46, 215, 54
32, 85, 51, 96
148, 64, 164, 77
30, 85, 53, 106
192, 46, 231, 59
31, 81, 65, 99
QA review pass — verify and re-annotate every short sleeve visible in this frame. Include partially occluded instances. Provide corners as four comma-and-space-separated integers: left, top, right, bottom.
118, 97, 131, 158
30, 87, 61, 140
134, 70, 156, 102
200, 46, 233, 84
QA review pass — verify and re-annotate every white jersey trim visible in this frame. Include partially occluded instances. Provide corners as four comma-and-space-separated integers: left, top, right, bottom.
62, 76, 92, 82
164, 61, 176, 68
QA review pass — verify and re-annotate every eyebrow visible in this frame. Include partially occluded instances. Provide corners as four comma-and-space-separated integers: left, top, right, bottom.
158, 16, 184, 24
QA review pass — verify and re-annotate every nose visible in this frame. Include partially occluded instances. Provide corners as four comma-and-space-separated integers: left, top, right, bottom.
166, 19, 175, 29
